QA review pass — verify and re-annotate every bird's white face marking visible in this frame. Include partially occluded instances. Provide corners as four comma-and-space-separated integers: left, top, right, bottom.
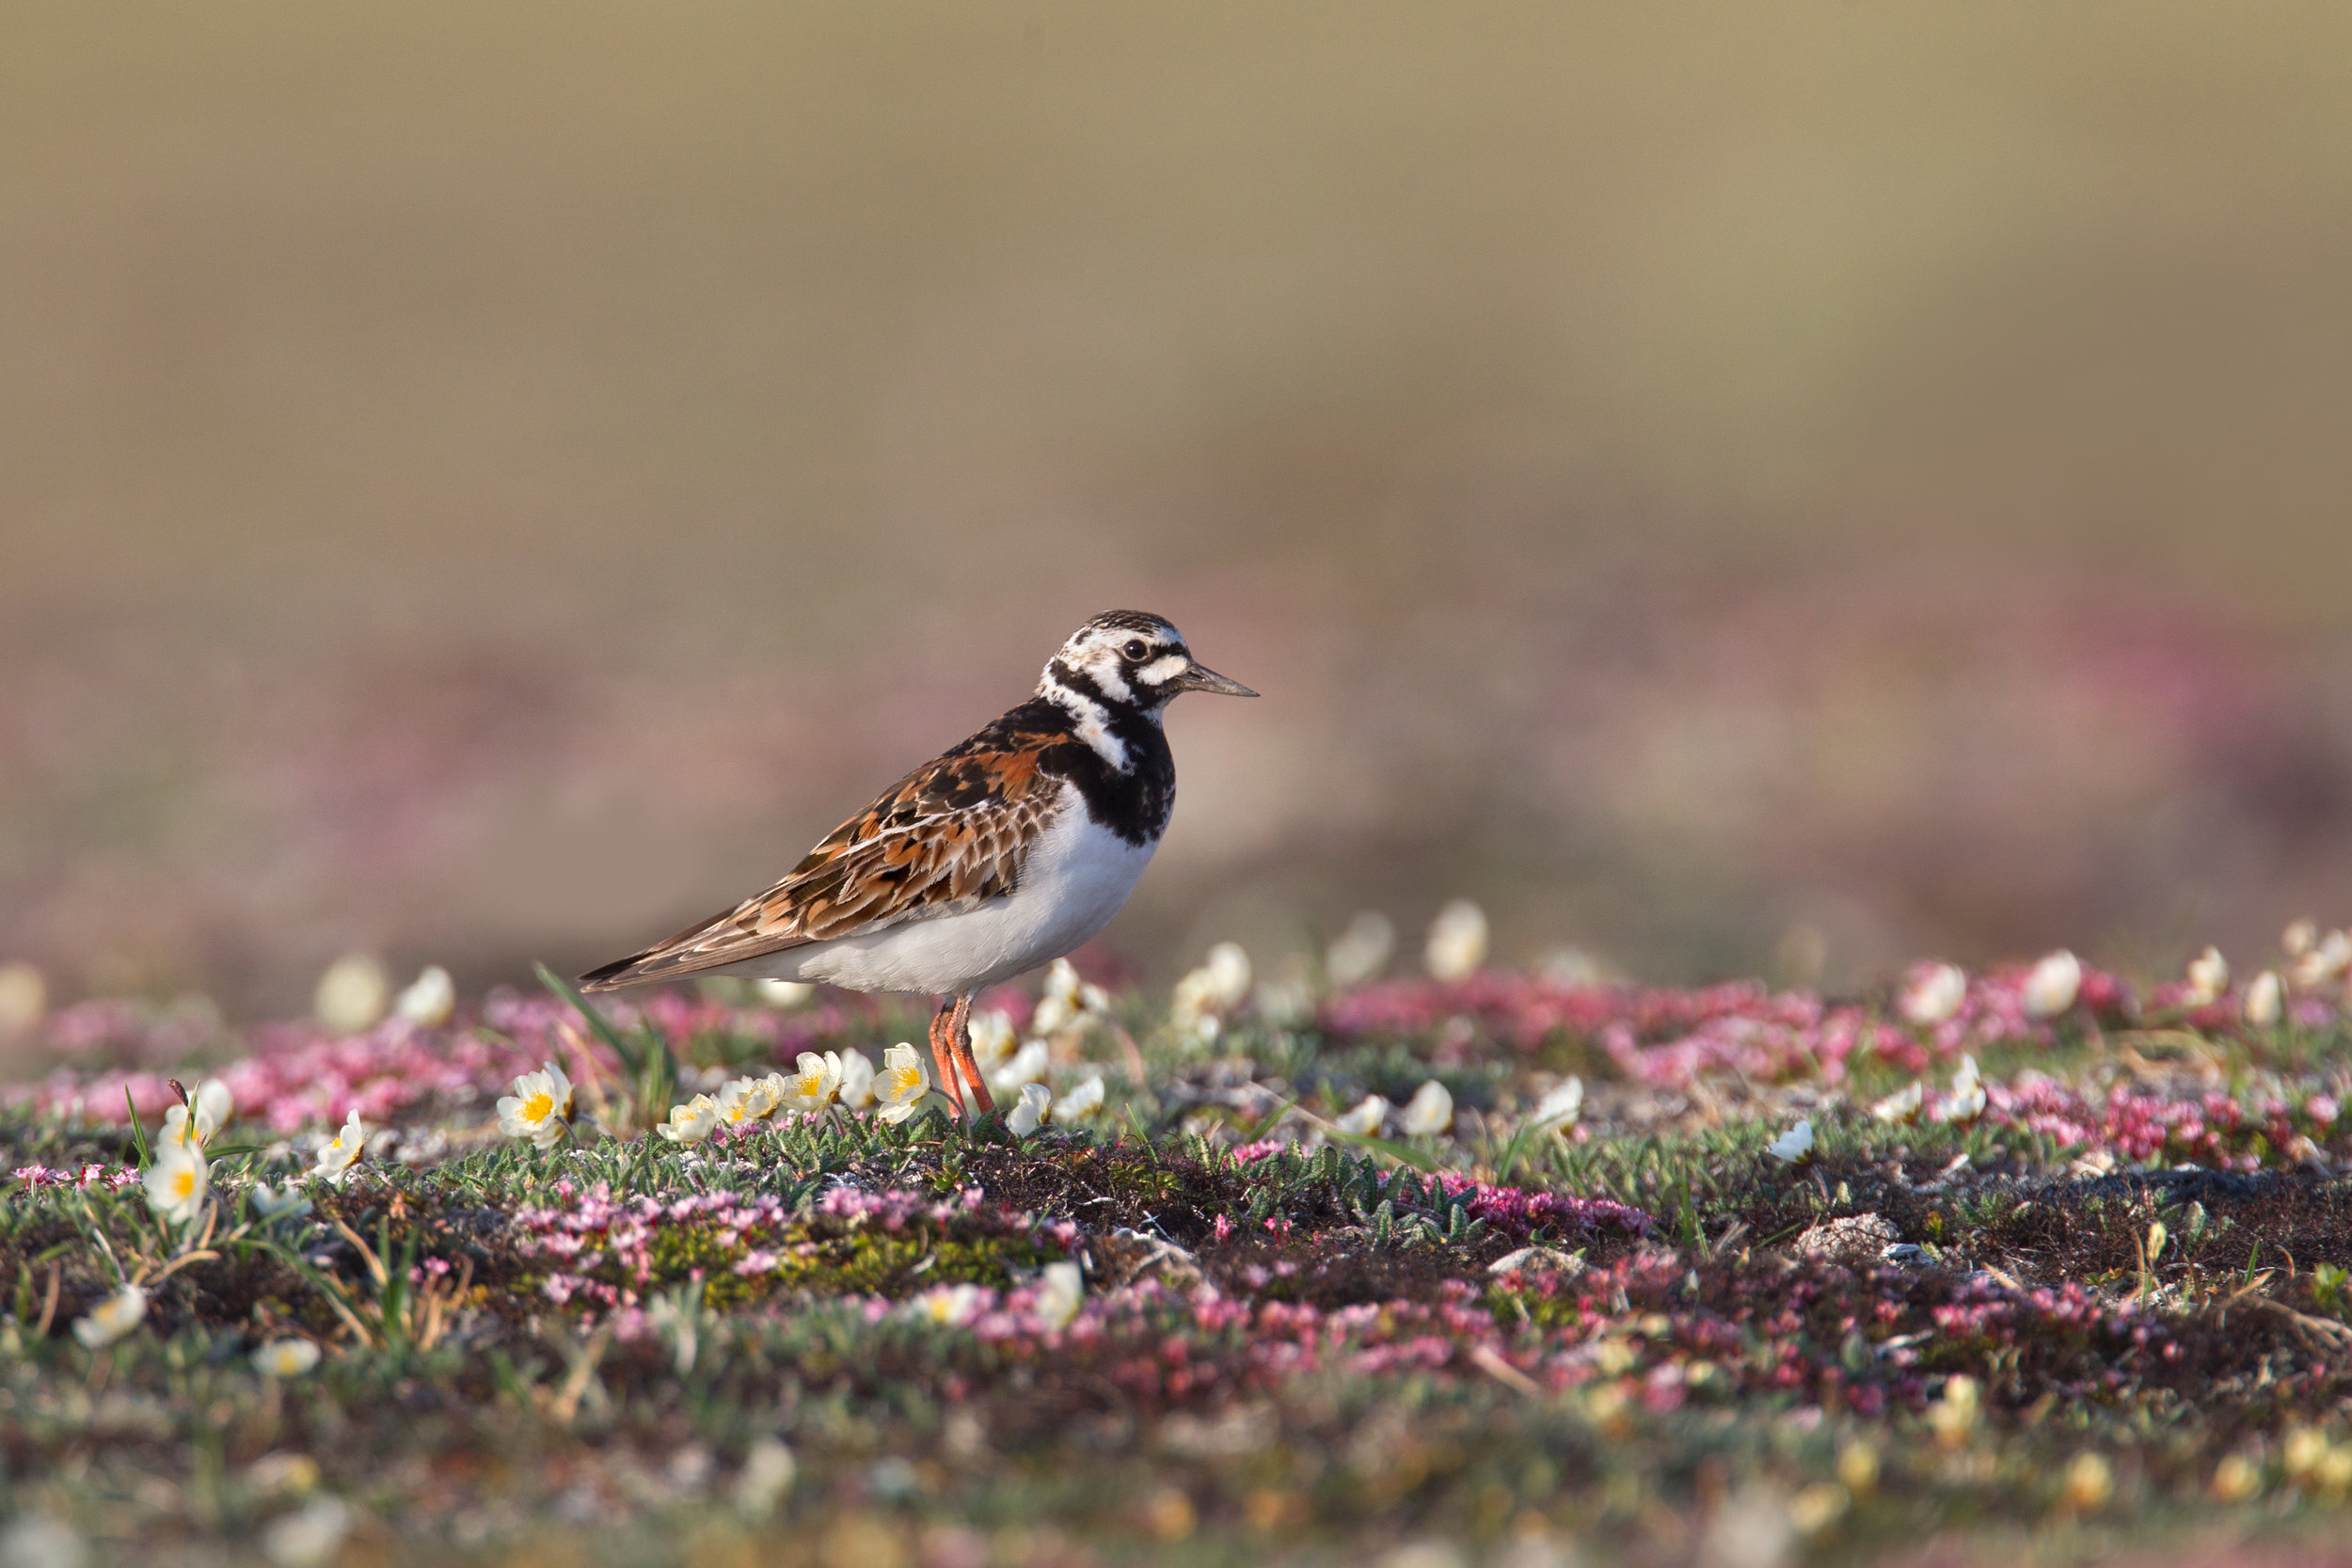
1039, 616, 1194, 745
1038, 664, 1130, 769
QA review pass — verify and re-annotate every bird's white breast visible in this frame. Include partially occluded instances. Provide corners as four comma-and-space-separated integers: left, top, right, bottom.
726, 792, 1156, 995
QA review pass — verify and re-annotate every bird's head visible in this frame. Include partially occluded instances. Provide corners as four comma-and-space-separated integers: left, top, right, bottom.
1040, 610, 1257, 714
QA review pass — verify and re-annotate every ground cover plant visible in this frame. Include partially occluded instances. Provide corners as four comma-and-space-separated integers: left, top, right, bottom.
4, 927, 2352, 1568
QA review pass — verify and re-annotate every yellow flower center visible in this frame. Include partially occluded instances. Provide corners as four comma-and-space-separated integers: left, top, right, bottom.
885, 1067, 919, 1098
725, 1101, 748, 1121
798, 1072, 825, 1097
171, 1169, 196, 1199
521, 1092, 554, 1122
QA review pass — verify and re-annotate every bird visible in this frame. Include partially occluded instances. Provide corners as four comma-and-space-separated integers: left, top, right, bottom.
580, 610, 1257, 1117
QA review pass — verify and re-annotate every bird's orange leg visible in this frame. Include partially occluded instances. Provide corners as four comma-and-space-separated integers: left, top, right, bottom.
928, 1001, 965, 1117
948, 992, 996, 1116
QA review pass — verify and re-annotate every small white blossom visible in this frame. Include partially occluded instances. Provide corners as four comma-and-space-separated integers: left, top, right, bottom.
260, 1496, 351, 1568
2291, 929, 2351, 989
1032, 958, 1112, 1036
987, 1039, 1051, 1097
873, 1043, 931, 1125
835, 1050, 876, 1108
314, 954, 389, 1034
712, 1076, 771, 1132
1171, 943, 1252, 1036
1527, 1077, 1583, 1135
910, 1283, 983, 1327
732, 1437, 798, 1523
0, 961, 45, 1039
781, 1052, 844, 1112
1052, 1073, 1105, 1122
72, 1285, 147, 1349
1870, 1082, 1925, 1124
1007, 1083, 1051, 1136
312, 1110, 366, 1185
2283, 919, 2318, 958
2022, 949, 2082, 1020
2244, 970, 2284, 1028
253, 1338, 321, 1378
391, 964, 455, 1027
1336, 1094, 1388, 1136
966, 1010, 1018, 1069
1766, 1119, 1815, 1163
144, 1138, 209, 1225
656, 1095, 720, 1145
1899, 963, 1968, 1026
161, 1080, 233, 1149
1398, 1079, 1454, 1137
1035, 1259, 1083, 1331
2184, 946, 2230, 1006
496, 1061, 573, 1149
1424, 899, 1489, 982
1325, 911, 1396, 989
1936, 1055, 1986, 1124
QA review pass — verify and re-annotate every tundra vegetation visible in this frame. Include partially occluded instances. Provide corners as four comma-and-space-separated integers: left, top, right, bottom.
2, 929, 2351, 1567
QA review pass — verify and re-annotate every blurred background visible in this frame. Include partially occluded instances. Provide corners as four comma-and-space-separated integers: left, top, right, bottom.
8, 1, 2352, 1021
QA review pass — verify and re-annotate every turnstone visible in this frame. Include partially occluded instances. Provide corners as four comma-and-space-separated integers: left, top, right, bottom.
581, 610, 1256, 1115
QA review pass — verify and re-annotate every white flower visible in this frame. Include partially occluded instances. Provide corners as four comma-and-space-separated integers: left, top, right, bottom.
72, 1285, 147, 1349
314, 954, 389, 1034
874, 1043, 932, 1124
966, 1010, 1018, 1069
1052, 1073, 1105, 1122
1936, 1055, 1986, 1124
1325, 911, 1395, 989
987, 1039, 1051, 1097
1899, 963, 1968, 1027
1035, 1259, 1083, 1331
0, 960, 45, 1039
1527, 1077, 1583, 1134
143, 1139, 209, 1225
161, 1080, 233, 1149
1766, 1119, 1815, 1163
656, 1095, 720, 1145
312, 1110, 366, 1185
911, 1283, 982, 1326
2244, 970, 2284, 1028
782, 1052, 844, 1112
1424, 899, 1488, 982
2022, 950, 2082, 1020
732, 1437, 797, 1523
2184, 946, 2230, 1006
260, 1496, 351, 1568
1171, 943, 1252, 1035
253, 1338, 321, 1378
1336, 1094, 1388, 1136
496, 1061, 573, 1149
754, 979, 816, 1009
392, 964, 456, 1027
1007, 1083, 1051, 1136
2282, 919, 2318, 958
835, 1050, 876, 1108
713, 1076, 770, 1132
1870, 1082, 1925, 1124
1032, 958, 1111, 1036
2291, 929, 2351, 989
1398, 1079, 1454, 1137
249, 1182, 311, 1222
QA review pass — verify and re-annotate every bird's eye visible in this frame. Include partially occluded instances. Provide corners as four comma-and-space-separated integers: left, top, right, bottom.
1122, 640, 1150, 661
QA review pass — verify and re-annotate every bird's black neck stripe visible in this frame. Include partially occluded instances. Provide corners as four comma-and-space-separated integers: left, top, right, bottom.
1022, 684, 1174, 846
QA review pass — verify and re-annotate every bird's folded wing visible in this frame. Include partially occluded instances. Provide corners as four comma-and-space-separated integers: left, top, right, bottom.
579, 745, 1061, 990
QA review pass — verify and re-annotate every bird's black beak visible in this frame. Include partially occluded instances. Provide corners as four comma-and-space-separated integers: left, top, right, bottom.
1171, 663, 1258, 698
